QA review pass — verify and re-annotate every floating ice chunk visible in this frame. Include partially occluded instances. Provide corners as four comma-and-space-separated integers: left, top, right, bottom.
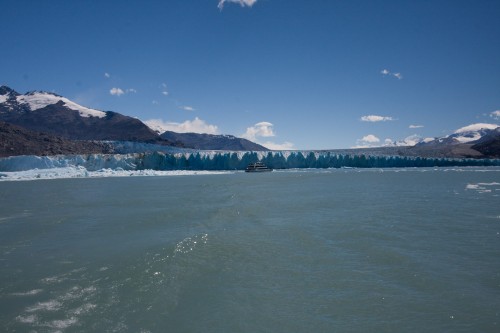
466, 182, 500, 193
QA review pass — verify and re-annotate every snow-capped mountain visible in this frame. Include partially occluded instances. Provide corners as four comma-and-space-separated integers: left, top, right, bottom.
407, 123, 500, 158
0, 85, 268, 153
0, 85, 162, 142
0, 86, 105, 117
448, 123, 499, 143
417, 123, 499, 146
384, 134, 434, 147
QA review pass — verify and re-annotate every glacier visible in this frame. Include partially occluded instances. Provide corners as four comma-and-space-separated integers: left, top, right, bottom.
1, 150, 499, 177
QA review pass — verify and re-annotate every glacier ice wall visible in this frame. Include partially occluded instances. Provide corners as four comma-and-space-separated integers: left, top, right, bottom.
1, 151, 500, 173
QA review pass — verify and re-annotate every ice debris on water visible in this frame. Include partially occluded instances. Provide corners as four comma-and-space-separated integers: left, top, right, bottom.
466, 182, 500, 193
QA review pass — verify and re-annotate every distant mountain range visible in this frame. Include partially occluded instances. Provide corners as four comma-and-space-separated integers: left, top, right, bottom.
160, 131, 265, 151
0, 85, 498, 158
0, 85, 268, 155
407, 124, 500, 158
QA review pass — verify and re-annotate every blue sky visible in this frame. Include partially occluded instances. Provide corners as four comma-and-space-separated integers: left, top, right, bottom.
1, 0, 500, 149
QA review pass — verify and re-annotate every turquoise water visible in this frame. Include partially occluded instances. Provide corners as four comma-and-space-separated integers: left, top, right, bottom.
1, 168, 499, 332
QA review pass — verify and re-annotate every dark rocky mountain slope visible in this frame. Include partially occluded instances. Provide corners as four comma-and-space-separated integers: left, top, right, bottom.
160, 131, 268, 151
471, 128, 500, 158
0, 121, 113, 157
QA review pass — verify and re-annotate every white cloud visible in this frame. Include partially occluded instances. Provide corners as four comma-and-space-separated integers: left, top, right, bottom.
490, 110, 500, 120
381, 69, 390, 75
180, 106, 195, 111
393, 73, 403, 80
398, 134, 422, 146
242, 122, 275, 141
361, 134, 380, 143
218, 0, 257, 10
152, 100, 159, 105
241, 122, 294, 150
360, 115, 394, 122
104, 72, 110, 78
162, 91, 169, 96
127, 88, 137, 93
144, 117, 219, 134
110, 87, 124, 96
353, 134, 381, 148
409, 124, 424, 129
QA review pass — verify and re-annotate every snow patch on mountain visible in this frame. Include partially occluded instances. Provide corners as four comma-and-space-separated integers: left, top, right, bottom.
452, 123, 499, 143
0, 95, 7, 103
143, 119, 166, 134
384, 134, 434, 147
454, 123, 498, 134
396, 134, 425, 146
15, 92, 106, 118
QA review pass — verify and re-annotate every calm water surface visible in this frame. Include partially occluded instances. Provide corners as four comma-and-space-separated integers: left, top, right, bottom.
1, 168, 499, 332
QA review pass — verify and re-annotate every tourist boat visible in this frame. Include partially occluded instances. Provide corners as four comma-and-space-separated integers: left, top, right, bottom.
245, 162, 272, 172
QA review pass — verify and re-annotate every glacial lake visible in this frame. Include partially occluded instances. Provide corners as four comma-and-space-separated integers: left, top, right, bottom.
1, 167, 499, 332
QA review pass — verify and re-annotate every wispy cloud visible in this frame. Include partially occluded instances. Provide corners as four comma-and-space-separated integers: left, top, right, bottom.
259, 141, 295, 150
109, 87, 124, 96
180, 106, 195, 111
360, 115, 394, 122
490, 110, 500, 120
218, 0, 257, 10
381, 69, 403, 80
144, 117, 219, 134
104, 72, 110, 78
110, 87, 136, 96
160, 83, 169, 96
409, 124, 424, 129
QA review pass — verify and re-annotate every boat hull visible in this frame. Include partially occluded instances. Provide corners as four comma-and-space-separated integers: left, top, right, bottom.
245, 162, 272, 172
